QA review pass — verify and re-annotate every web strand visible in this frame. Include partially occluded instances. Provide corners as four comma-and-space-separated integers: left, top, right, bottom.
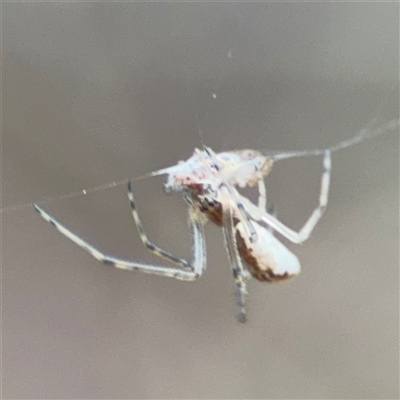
267, 118, 399, 162
1, 173, 149, 214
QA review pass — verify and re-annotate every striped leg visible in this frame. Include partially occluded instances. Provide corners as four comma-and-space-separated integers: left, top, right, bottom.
126, 181, 206, 276
220, 190, 249, 323
260, 150, 332, 244
33, 187, 206, 281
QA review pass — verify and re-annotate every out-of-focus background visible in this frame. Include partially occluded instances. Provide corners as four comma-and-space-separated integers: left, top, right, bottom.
3, 3, 399, 399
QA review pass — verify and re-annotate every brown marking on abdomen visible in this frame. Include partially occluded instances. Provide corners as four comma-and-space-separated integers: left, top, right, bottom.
235, 230, 292, 283
197, 198, 291, 283
200, 201, 224, 227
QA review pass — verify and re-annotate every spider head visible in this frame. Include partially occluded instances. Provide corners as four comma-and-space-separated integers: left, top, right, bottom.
162, 148, 222, 195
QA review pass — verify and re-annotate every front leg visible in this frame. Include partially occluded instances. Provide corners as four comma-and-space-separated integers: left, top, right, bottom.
33, 184, 207, 281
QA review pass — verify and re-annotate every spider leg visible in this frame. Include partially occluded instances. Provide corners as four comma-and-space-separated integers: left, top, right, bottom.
265, 203, 277, 234
220, 189, 249, 323
127, 181, 206, 275
260, 150, 331, 244
257, 179, 267, 211
33, 189, 207, 281
258, 177, 278, 234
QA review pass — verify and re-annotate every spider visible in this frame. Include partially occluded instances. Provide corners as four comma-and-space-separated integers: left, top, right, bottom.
33, 118, 398, 322
33, 146, 331, 322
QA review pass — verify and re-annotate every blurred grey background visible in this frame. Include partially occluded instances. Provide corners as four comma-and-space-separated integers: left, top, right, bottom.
3, 3, 399, 399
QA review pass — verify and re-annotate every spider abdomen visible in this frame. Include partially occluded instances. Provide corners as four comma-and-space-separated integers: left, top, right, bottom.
235, 222, 301, 282
196, 197, 301, 282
